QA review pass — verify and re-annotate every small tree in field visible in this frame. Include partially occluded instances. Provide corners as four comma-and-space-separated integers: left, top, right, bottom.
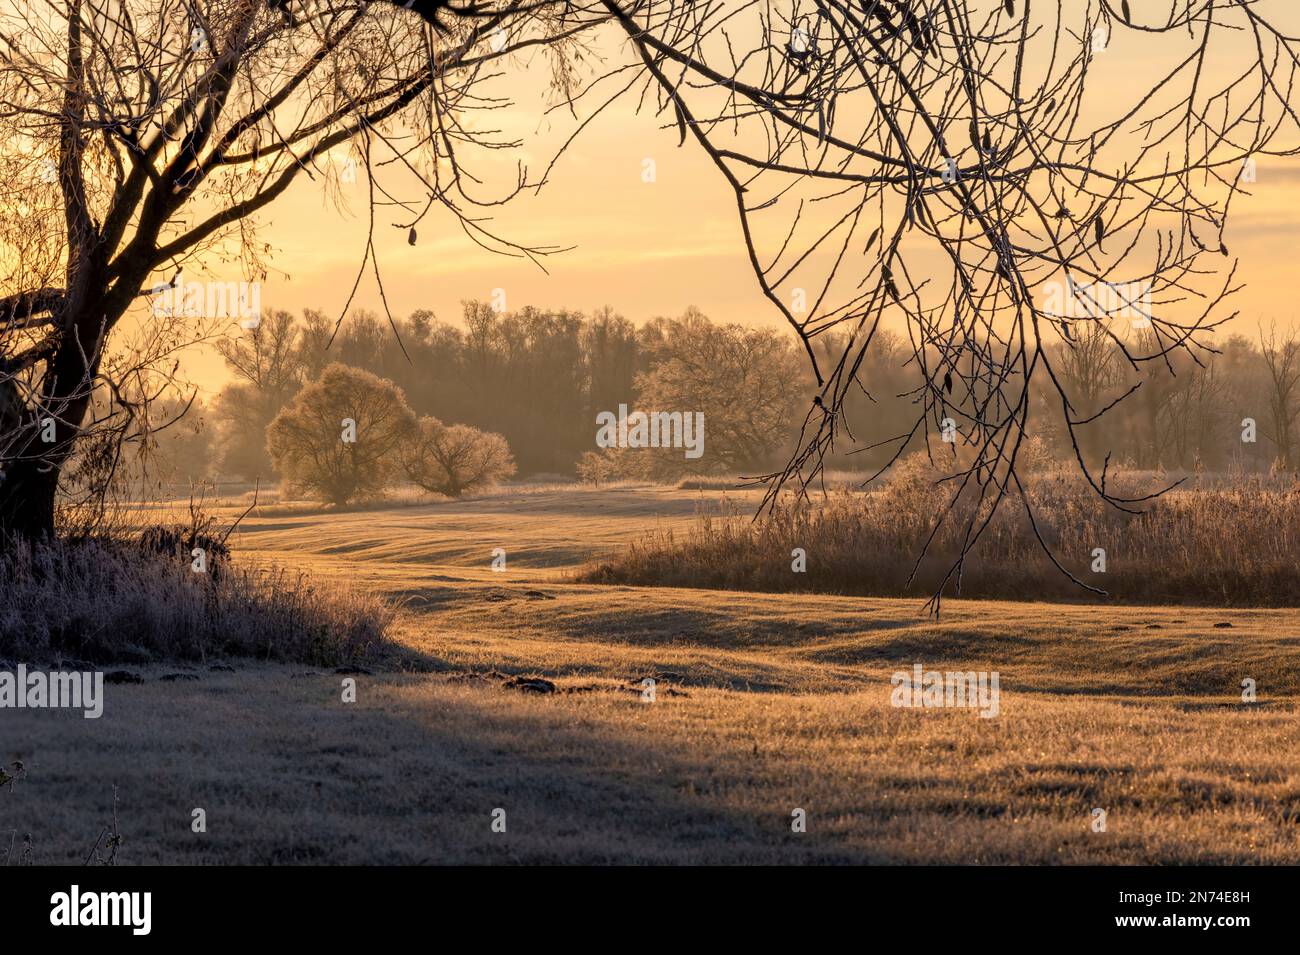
401, 416, 514, 498
575, 447, 648, 485
637, 310, 803, 474
267, 363, 415, 505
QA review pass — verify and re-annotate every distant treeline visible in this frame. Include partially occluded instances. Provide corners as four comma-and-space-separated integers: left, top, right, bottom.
136, 304, 1300, 485
195, 303, 808, 483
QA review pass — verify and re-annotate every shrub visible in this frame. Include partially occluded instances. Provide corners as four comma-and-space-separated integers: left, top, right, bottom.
0, 534, 393, 665
575, 448, 649, 484
400, 416, 515, 497
582, 459, 1300, 606
267, 363, 416, 505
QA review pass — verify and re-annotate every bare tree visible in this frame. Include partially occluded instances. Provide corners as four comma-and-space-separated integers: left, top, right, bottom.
216, 310, 304, 407
0, 0, 583, 539
584, 0, 1300, 608
1161, 355, 1226, 469
1258, 322, 1300, 470
636, 309, 803, 473
1050, 320, 1121, 466
211, 309, 305, 478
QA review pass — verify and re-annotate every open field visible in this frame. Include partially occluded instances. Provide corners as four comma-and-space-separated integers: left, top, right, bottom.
4, 485, 1300, 864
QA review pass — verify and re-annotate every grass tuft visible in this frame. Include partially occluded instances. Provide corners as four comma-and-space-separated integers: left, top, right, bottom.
0, 533, 393, 665
586, 459, 1300, 605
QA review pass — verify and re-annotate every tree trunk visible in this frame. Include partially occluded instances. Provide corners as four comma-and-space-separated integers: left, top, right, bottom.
0, 344, 98, 544
0, 459, 59, 540
0, 294, 114, 545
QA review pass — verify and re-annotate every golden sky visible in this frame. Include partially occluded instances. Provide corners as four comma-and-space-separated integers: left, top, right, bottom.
163, 3, 1300, 392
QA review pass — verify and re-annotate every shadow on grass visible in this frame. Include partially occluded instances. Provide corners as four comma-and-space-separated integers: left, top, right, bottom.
0, 669, 884, 864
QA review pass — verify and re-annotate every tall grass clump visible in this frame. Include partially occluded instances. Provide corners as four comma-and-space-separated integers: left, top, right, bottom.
0, 532, 393, 665
585, 456, 1300, 605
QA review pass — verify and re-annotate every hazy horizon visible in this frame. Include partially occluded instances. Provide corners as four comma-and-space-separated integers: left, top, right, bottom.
126, 8, 1300, 395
